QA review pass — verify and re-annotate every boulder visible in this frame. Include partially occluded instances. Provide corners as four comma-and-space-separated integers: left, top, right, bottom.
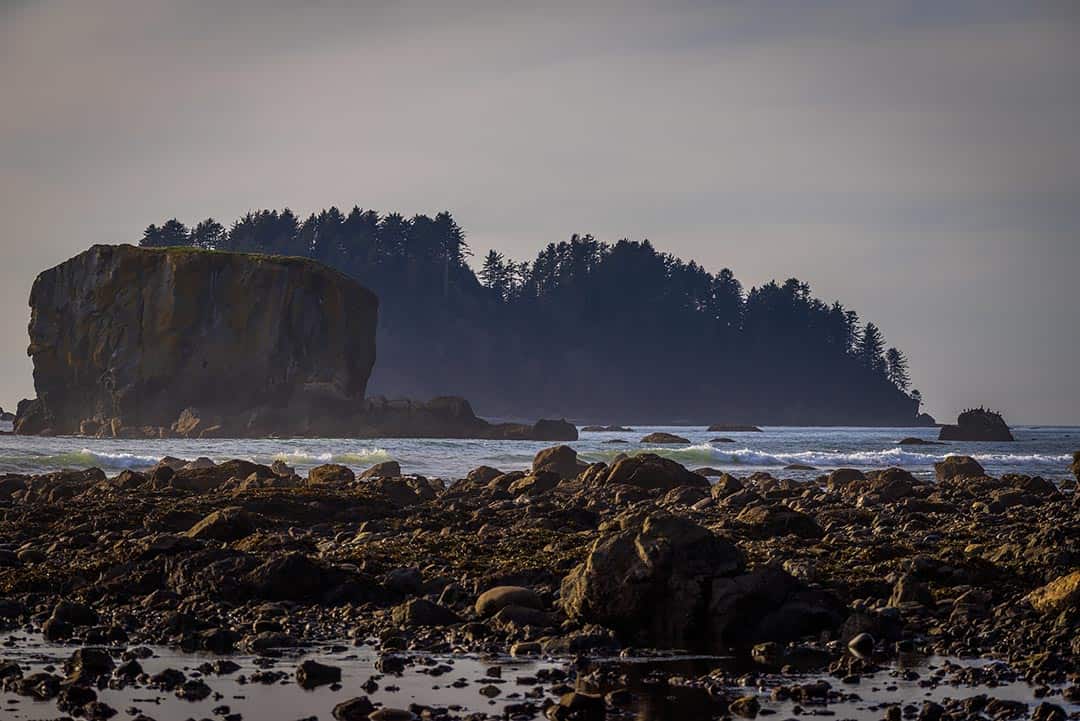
736, 504, 824, 539
295, 659, 341, 689
532, 445, 583, 479
826, 468, 865, 490
307, 464, 355, 485
168, 459, 271, 492
938, 408, 1014, 442
1024, 571, 1080, 614
710, 473, 744, 499
475, 586, 543, 617
391, 598, 461, 627
358, 460, 401, 479
596, 454, 708, 491
560, 513, 744, 649
640, 432, 691, 444
333, 697, 376, 721
507, 471, 561, 497
1071, 451, 1080, 482
934, 455, 985, 481
184, 507, 256, 542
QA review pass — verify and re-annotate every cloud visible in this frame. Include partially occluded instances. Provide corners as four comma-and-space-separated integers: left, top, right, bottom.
1, 0, 1078, 421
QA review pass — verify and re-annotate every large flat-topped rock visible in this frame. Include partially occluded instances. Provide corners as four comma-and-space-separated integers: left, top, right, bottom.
17, 244, 378, 437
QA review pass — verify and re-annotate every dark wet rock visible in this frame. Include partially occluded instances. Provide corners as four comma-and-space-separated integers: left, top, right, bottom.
532, 445, 585, 479
898, 437, 941, 445
391, 598, 461, 627
359, 460, 401, 479
57, 683, 97, 711
1032, 702, 1067, 721
476, 586, 543, 617
296, 659, 342, 689
308, 463, 356, 485
1071, 451, 1080, 481
593, 454, 707, 491
934, 455, 985, 481
65, 647, 114, 682
247, 552, 352, 602
938, 407, 1014, 442
384, 567, 423, 596
368, 709, 419, 721
640, 432, 691, 444
51, 599, 99, 627
561, 513, 743, 649
185, 506, 257, 542
736, 504, 823, 539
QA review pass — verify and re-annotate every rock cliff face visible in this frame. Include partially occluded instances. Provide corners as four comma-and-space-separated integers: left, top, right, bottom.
17, 245, 378, 437
16, 244, 577, 441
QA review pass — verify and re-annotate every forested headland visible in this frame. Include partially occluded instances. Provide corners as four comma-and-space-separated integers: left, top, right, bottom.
139, 208, 928, 425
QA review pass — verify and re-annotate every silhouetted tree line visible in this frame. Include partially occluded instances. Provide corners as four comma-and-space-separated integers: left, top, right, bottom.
140, 209, 922, 424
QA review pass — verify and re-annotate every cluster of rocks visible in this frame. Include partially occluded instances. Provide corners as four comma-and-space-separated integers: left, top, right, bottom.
0, 446, 1077, 719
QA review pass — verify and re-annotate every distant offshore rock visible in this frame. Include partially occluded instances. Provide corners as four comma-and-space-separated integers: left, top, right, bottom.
938, 408, 1015, 442
707, 423, 763, 432
14, 244, 575, 442
640, 432, 691, 444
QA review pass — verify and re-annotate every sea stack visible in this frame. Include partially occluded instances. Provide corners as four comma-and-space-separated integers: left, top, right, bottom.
16, 244, 378, 437
15, 244, 577, 441
938, 408, 1015, 442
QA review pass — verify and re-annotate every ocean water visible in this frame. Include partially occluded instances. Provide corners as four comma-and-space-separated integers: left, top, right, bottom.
0, 424, 1076, 481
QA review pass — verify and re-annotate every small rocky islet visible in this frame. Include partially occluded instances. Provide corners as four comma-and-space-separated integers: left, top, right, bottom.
0, 446, 1077, 720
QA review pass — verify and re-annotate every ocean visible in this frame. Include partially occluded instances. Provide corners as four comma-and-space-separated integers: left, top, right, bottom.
1, 423, 1076, 481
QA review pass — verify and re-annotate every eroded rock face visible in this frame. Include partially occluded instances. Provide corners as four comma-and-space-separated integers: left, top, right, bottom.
18, 244, 378, 437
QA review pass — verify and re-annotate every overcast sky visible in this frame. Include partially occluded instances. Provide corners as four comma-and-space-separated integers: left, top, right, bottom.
2, 0, 1078, 423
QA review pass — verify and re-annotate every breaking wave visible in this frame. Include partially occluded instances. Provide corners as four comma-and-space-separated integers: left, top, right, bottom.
270, 448, 392, 467
581, 444, 1072, 471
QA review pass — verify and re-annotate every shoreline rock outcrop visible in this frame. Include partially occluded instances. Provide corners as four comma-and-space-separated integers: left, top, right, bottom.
14, 245, 576, 442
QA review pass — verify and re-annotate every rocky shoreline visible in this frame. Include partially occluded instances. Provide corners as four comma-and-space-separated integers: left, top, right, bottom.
0, 448, 1077, 720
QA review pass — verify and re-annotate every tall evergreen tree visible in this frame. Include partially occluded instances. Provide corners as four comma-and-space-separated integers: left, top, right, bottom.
857, 322, 887, 377
885, 347, 911, 391
190, 218, 225, 250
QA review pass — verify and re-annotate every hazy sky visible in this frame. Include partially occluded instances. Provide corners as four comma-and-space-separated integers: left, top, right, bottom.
2, 1, 1078, 423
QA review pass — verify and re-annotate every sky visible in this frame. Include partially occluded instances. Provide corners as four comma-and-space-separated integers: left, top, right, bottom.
1, 0, 1078, 424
